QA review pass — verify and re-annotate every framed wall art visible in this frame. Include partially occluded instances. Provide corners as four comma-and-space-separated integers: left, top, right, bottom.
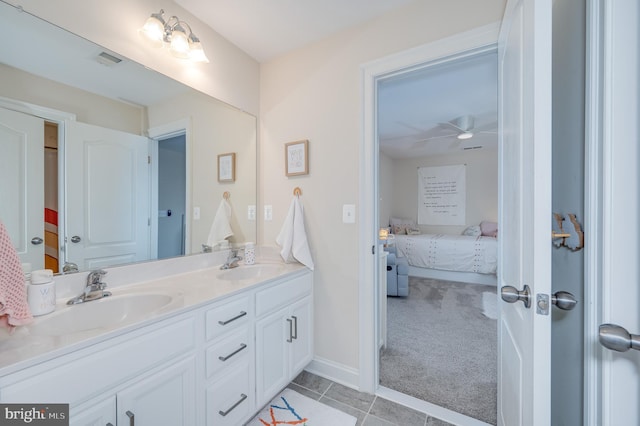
218, 152, 236, 182
285, 140, 308, 176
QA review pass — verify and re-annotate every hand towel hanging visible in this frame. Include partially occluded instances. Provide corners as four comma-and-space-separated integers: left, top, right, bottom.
276, 195, 314, 270
207, 199, 234, 247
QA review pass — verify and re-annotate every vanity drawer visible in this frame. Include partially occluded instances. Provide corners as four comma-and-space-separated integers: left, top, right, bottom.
255, 274, 312, 317
206, 326, 251, 379
206, 362, 254, 426
205, 295, 250, 341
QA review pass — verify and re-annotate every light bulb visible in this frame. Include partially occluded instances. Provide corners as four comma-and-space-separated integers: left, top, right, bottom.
189, 41, 210, 63
457, 132, 474, 140
139, 15, 165, 48
169, 27, 190, 59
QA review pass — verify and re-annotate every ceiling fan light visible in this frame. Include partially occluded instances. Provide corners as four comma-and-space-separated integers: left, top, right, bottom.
457, 131, 474, 140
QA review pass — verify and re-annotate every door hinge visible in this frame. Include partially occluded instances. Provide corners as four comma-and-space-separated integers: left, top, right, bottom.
372, 245, 375, 255
147, 155, 151, 164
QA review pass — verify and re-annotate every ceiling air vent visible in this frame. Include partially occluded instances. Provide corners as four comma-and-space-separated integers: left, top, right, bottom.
463, 146, 483, 150
96, 51, 123, 66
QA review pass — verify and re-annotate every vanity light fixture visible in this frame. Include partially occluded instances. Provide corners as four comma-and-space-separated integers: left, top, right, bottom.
140, 9, 209, 63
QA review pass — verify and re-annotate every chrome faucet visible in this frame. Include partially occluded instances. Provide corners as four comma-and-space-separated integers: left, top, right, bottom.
220, 249, 243, 269
67, 269, 112, 305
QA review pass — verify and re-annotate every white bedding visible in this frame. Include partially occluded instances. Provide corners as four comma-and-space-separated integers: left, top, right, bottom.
392, 233, 497, 275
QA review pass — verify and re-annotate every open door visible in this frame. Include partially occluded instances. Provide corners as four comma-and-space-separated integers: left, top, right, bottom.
497, 0, 552, 424
66, 121, 150, 270
0, 107, 45, 269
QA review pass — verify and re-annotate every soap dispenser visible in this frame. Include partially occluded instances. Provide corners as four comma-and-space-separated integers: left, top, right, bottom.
244, 242, 255, 265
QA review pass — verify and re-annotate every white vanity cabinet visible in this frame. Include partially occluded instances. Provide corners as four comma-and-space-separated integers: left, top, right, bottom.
255, 274, 313, 408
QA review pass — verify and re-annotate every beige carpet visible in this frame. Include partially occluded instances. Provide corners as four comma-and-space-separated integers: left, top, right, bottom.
380, 277, 497, 425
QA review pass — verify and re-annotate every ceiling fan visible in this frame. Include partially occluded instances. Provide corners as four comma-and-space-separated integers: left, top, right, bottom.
411, 114, 498, 145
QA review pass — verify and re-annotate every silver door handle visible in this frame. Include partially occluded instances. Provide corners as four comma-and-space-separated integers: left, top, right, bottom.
599, 323, 640, 352
71, 235, 81, 243
501, 285, 531, 308
31, 237, 43, 245
552, 291, 577, 311
126, 410, 135, 426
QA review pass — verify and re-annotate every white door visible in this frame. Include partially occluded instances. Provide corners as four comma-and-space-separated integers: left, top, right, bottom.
0, 107, 44, 268
66, 121, 150, 270
498, 0, 552, 424
591, 0, 640, 423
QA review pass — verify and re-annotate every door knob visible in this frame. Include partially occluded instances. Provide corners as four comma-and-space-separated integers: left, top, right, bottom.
599, 323, 640, 352
552, 291, 577, 311
501, 285, 531, 308
31, 237, 43, 245
71, 235, 81, 243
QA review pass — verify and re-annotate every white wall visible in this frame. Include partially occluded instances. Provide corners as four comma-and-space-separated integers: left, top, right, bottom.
10, 0, 260, 115
381, 149, 498, 235
260, 0, 506, 373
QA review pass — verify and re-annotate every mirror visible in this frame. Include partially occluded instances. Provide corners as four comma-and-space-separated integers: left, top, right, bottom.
0, 2, 257, 274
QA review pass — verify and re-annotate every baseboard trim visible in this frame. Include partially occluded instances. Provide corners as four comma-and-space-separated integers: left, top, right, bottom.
305, 356, 360, 391
408, 266, 497, 286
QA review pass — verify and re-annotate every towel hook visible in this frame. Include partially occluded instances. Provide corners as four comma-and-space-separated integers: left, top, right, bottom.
223, 191, 230, 200
293, 187, 302, 197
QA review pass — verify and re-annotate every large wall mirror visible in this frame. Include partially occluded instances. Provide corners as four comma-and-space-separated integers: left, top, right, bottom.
0, 1, 257, 274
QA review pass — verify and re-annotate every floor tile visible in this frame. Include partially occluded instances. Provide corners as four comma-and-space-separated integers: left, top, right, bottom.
292, 370, 333, 394
426, 416, 454, 426
362, 414, 397, 426
324, 382, 376, 412
287, 382, 322, 400
369, 397, 427, 426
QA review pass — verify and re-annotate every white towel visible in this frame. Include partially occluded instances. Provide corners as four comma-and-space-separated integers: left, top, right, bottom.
207, 199, 234, 246
276, 197, 314, 270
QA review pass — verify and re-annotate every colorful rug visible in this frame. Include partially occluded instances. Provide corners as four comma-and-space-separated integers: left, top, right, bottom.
246, 388, 357, 426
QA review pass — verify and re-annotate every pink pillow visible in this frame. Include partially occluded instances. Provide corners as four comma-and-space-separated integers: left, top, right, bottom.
480, 221, 498, 237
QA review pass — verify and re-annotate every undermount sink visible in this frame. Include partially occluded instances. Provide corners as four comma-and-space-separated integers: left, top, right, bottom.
27, 293, 174, 336
217, 263, 285, 281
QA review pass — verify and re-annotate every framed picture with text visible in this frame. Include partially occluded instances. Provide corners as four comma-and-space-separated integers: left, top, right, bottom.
285, 140, 308, 176
218, 152, 236, 182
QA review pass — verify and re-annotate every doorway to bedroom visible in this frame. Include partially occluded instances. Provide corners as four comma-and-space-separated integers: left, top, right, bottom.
375, 47, 499, 425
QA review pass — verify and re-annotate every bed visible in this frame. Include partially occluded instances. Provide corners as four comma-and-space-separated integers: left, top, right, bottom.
391, 233, 498, 285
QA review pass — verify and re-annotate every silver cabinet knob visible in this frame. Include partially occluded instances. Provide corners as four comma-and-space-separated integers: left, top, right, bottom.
552, 291, 577, 310
71, 235, 81, 243
599, 323, 640, 352
31, 237, 43, 245
501, 285, 531, 308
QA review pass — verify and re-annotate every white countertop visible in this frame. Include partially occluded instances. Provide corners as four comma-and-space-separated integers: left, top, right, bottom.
0, 251, 307, 377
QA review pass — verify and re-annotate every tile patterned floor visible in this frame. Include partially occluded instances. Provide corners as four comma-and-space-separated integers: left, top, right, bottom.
287, 371, 453, 426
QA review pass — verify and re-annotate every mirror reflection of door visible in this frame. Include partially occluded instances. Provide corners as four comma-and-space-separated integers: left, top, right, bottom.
157, 134, 186, 259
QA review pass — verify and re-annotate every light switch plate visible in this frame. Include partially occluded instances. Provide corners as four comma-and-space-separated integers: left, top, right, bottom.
193, 207, 200, 220
248, 205, 256, 221
264, 205, 273, 221
343, 204, 356, 223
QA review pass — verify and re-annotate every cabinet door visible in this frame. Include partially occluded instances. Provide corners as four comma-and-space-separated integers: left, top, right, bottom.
70, 397, 116, 426
255, 306, 289, 408
117, 357, 196, 426
290, 296, 313, 375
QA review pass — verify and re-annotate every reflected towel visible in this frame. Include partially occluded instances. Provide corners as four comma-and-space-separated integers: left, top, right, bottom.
0, 221, 32, 331
276, 197, 314, 270
207, 199, 234, 246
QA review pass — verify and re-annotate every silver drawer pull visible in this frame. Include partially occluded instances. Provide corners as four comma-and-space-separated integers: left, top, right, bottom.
218, 343, 247, 361
218, 311, 247, 325
219, 393, 247, 417
287, 318, 293, 343
126, 410, 135, 426
292, 315, 298, 340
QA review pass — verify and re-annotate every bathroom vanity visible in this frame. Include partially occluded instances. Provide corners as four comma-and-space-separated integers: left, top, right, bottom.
0, 252, 313, 426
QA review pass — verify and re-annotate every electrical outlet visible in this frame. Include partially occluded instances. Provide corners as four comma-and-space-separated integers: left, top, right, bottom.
343, 204, 356, 223
248, 205, 256, 221
193, 207, 200, 220
264, 205, 273, 221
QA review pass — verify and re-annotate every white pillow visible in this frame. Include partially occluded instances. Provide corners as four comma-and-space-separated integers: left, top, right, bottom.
389, 216, 414, 227
462, 225, 481, 236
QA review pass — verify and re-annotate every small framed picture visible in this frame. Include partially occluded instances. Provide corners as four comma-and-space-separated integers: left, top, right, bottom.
285, 140, 309, 176
218, 153, 236, 182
